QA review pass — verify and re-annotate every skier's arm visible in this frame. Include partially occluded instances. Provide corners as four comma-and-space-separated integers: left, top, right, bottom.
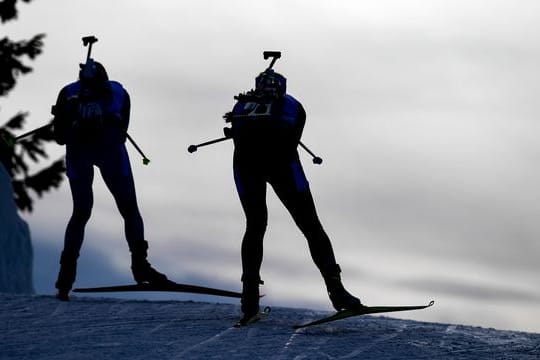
293, 103, 306, 146
120, 89, 130, 132
224, 101, 247, 139
51, 87, 74, 145
103, 86, 130, 142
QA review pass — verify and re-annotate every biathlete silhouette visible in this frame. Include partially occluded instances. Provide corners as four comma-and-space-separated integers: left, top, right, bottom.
189, 51, 362, 324
51, 36, 167, 301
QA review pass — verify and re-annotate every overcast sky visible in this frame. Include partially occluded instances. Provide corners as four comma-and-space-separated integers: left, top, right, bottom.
3, 0, 540, 333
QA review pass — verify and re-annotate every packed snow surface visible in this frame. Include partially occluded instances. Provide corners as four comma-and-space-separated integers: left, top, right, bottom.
1, 293, 539, 359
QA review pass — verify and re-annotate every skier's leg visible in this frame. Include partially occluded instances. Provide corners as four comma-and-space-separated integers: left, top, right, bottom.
271, 160, 362, 310
99, 147, 167, 284
56, 159, 94, 300
269, 160, 336, 270
99, 146, 144, 248
234, 163, 267, 317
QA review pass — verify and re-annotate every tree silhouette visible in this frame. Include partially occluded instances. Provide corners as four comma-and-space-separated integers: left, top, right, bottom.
0, 0, 65, 212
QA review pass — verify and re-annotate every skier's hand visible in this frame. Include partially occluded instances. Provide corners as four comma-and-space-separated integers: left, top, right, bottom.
223, 127, 233, 138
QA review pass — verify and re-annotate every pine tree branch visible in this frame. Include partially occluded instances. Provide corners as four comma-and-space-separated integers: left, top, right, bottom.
0, 34, 45, 96
4, 111, 27, 130
0, 0, 33, 23
12, 179, 32, 212
24, 158, 65, 197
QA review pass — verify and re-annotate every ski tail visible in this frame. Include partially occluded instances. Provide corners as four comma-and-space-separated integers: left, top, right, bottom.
73, 280, 242, 298
234, 307, 271, 327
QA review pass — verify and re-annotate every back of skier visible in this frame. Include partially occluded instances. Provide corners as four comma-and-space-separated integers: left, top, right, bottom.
227, 63, 362, 321
51, 47, 167, 301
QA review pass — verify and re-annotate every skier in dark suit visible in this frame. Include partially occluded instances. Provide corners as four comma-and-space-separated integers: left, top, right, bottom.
51, 59, 167, 300
226, 68, 361, 320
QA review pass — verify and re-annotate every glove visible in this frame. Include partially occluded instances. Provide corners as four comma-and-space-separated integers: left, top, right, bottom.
223, 127, 233, 138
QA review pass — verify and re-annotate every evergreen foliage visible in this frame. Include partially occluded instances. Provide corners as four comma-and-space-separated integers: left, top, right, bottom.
0, 0, 65, 212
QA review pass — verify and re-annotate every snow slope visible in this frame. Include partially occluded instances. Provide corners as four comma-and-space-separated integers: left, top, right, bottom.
1, 293, 538, 359
0, 164, 33, 294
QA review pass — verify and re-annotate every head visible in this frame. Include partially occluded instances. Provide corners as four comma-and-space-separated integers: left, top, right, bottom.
78, 59, 109, 91
255, 69, 286, 99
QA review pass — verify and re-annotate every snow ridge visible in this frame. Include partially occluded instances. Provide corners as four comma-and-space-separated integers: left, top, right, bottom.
1, 294, 539, 359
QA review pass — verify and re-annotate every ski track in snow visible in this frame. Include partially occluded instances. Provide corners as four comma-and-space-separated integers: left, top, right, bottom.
174, 326, 236, 358
1, 294, 539, 359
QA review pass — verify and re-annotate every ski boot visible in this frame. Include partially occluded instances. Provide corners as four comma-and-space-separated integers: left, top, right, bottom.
323, 264, 362, 311
240, 276, 263, 322
130, 240, 169, 285
55, 251, 78, 301
131, 258, 169, 285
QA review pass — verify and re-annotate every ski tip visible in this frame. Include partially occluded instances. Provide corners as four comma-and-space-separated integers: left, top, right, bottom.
428, 300, 435, 307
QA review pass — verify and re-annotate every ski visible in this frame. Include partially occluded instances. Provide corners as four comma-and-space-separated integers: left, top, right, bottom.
293, 300, 435, 329
73, 280, 242, 298
234, 306, 272, 327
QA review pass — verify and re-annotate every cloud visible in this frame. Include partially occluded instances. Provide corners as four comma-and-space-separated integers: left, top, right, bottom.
7, 0, 540, 332
395, 277, 540, 305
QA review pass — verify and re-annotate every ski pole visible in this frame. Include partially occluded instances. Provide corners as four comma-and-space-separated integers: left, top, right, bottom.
14, 124, 53, 142
187, 136, 231, 153
188, 136, 323, 165
299, 141, 323, 165
125, 132, 150, 165
107, 121, 150, 166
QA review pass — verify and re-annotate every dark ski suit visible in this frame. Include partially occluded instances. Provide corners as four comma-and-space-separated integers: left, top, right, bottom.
229, 71, 360, 317
52, 73, 152, 293
231, 94, 340, 283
